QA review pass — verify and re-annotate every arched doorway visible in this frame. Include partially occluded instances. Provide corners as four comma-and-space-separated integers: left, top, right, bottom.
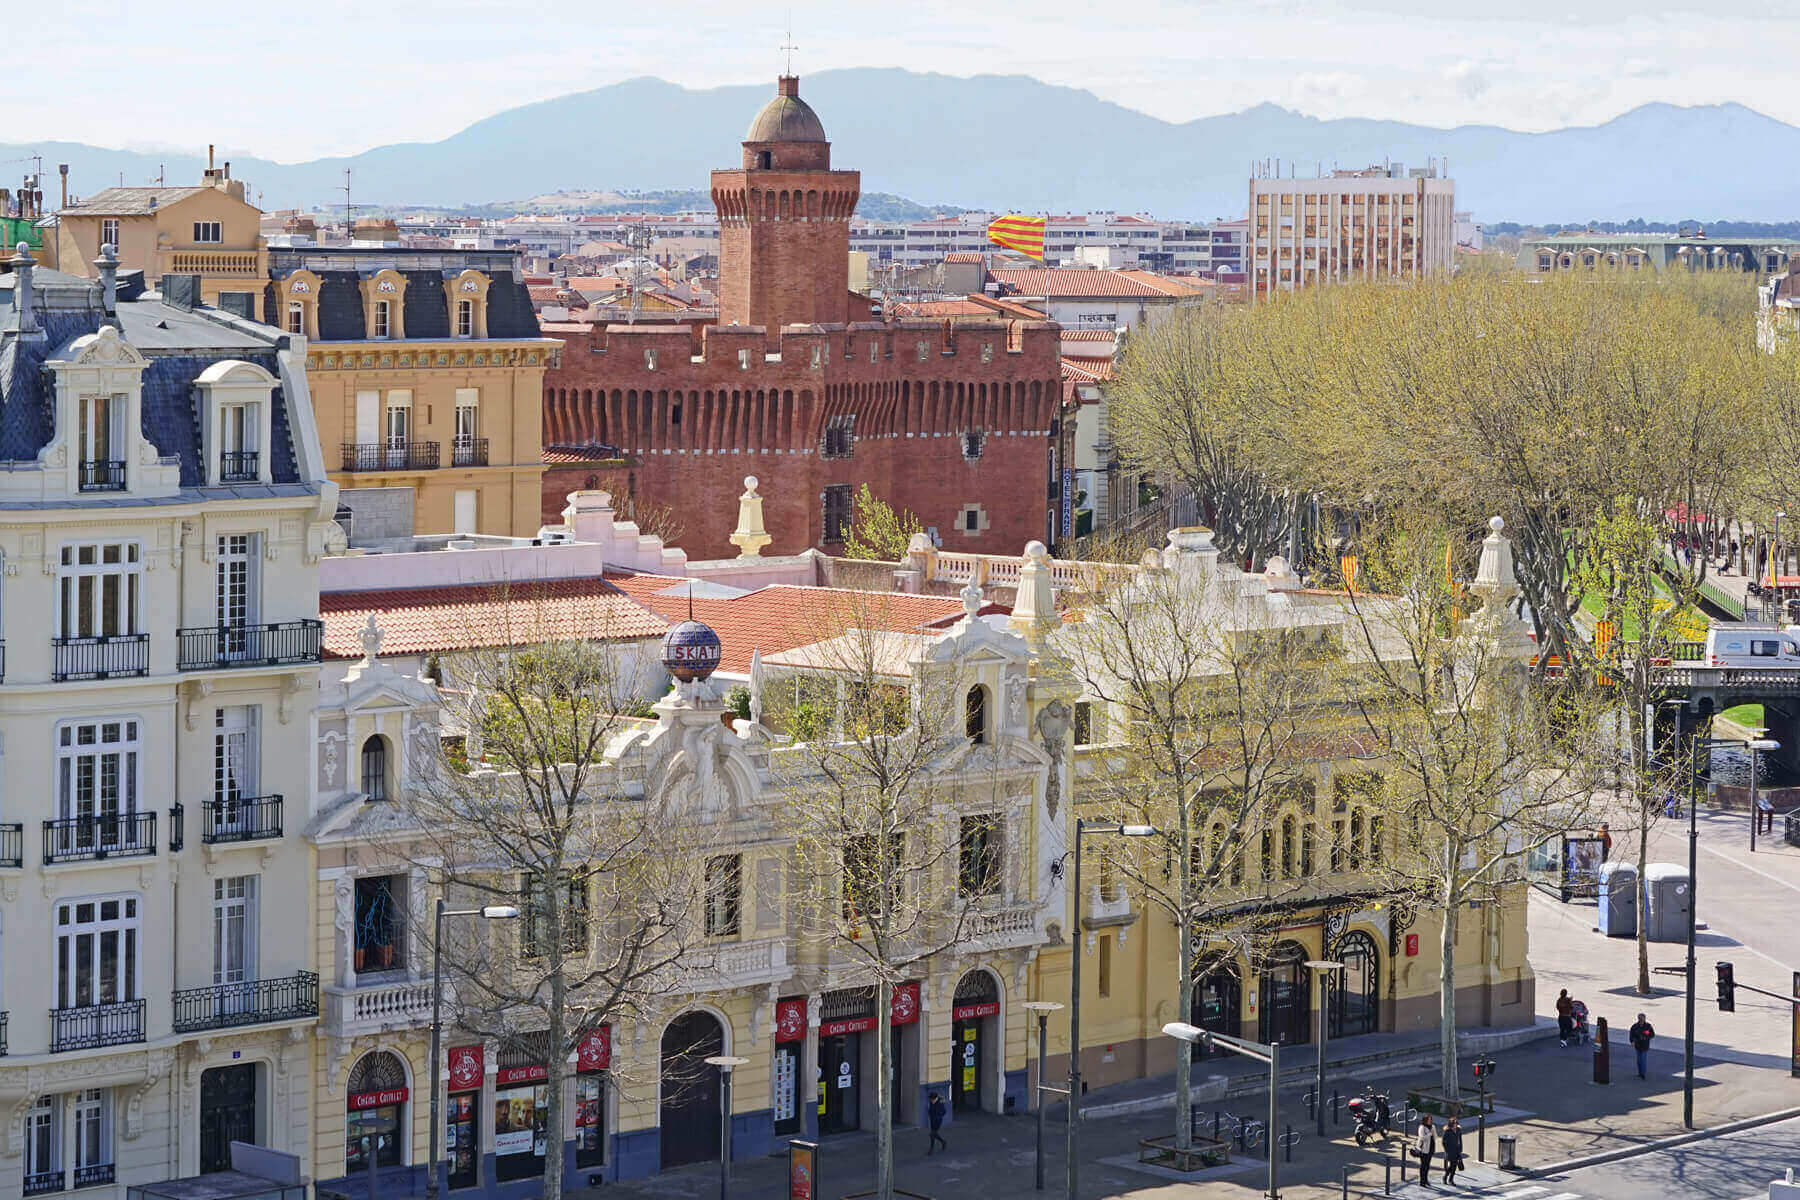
1189, 954, 1241, 1057
344, 1051, 409, 1176
660, 1010, 724, 1169
951, 971, 1000, 1113
1329, 931, 1380, 1038
1258, 941, 1311, 1048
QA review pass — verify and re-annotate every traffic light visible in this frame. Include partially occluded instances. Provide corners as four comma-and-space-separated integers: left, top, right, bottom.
1472, 1056, 1496, 1085
1716, 961, 1736, 1012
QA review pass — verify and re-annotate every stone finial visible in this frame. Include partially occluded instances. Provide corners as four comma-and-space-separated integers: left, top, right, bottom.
94, 242, 120, 321
1010, 539, 1056, 634
729, 475, 772, 558
748, 646, 765, 725
1162, 526, 1220, 572
359, 614, 385, 662
8, 240, 37, 334
1471, 515, 1517, 600
960, 580, 983, 622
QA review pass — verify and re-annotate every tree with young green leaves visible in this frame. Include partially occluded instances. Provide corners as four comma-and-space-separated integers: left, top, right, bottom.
843, 484, 925, 561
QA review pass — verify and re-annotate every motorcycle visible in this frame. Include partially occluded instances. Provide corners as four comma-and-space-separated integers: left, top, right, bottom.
1347, 1088, 1391, 1146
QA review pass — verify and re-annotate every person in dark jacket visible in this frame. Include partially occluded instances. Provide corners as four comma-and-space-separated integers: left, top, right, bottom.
1629, 1014, 1656, 1080
927, 1091, 947, 1154
1441, 1116, 1465, 1185
1556, 988, 1575, 1044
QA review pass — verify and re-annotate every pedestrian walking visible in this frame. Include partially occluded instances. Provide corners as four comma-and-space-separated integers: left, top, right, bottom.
1556, 988, 1575, 1045
1597, 822, 1612, 859
1413, 1114, 1436, 1184
1629, 1013, 1656, 1080
927, 1091, 947, 1154
1441, 1116, 1464, 1186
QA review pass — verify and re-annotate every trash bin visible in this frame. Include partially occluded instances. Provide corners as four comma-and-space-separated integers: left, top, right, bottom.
1643, 863, 1690, 943
1597, 862, 1637, 937
1497, 1133, 1517, 1169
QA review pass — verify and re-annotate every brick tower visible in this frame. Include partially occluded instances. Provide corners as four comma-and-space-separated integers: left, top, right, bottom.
711, 76, 860, 345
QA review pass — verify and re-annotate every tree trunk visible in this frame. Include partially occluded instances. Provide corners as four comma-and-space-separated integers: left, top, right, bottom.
876, 976, 894, 1200
1632, 699, 1652, 997
1439, 860, 1461, 1101
1174, 905, 1192, 1151
545, 903, 566, 1200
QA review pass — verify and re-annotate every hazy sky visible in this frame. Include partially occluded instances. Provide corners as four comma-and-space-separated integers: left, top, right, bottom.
17, 0, 1791, 162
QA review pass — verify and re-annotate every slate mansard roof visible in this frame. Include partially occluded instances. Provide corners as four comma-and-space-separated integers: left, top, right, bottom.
265, 247, 545, 343
0, 263, 310, 493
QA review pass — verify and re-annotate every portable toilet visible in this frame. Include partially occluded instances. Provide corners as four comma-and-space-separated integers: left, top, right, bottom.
1597, 861, 1637, 937
1643, 863, 1691, 942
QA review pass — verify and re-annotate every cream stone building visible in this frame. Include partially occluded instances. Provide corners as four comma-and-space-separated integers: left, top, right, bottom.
0, 246, 339, 1196
54, 156, 268, 311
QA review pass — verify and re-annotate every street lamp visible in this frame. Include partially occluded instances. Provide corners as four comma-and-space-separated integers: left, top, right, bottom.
1163, 1021, 1281, 1200
704, 1055, 750, 1200
1303, 961, 1344, 1137
426, 901, 520, 1200
1067, 819, 1156, 1200
1022, 1000, 1064, 1191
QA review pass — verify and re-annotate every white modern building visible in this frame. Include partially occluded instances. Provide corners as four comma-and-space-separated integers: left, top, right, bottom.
0, 244, 339, 1196
1248, 163, 1456, 297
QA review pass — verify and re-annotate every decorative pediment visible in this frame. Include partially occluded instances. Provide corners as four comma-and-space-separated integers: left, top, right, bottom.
53, 323, 148, 371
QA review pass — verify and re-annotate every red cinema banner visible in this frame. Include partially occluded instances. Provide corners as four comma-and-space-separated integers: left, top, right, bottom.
577, 1026, 612, 1072
447, 1045, 484, 1093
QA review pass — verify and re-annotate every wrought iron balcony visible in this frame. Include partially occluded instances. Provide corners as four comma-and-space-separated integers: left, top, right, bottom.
23, 1169, 63, 1196
340, 441, 440, 472
77, 459, 127, 492
0, 1010, 7, 1055
49, 997, 146, 1051
73, 1165, 115, 1190
0, 822, 19, 868
172, 971, 319, 1033
219, 449, 261, 481
451, 437, 489, 467
177, 619, 322, 671
201, 794, 283, 844
43, 812, 157, 864
52, 632, 149, 681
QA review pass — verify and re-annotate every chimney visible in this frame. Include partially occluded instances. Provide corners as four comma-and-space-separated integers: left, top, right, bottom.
162, 273, 201, 311
7, 241, 40, 337
58, 163, 67, 210
94, 241, 120, 326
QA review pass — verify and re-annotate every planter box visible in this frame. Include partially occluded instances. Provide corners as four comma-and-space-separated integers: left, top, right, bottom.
1406, 1087, 1495, 1118
1137, 1133, 1231, 1171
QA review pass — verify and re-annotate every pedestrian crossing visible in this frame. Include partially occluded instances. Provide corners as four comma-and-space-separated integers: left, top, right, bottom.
1389, 1177, 1586, 1199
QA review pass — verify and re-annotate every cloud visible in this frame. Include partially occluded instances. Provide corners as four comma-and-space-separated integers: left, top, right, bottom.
1445, 59, 1491, 101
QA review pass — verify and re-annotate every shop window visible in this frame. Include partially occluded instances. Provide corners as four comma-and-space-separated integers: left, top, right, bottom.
345, 1052, 408, 1174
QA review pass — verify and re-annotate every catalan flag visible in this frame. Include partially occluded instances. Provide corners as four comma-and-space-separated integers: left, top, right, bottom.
987, 214, 1046, 260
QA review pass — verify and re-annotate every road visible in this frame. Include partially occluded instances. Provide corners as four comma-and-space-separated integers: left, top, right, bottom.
1541, 1114, 1800, 1199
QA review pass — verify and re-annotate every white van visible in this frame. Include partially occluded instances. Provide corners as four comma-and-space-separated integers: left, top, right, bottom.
1703, 625, 1800, 667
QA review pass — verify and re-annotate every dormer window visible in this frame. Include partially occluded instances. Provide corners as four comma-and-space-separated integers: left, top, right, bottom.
196, 359, 278, 486
77, 394, 127, 492
373, 300, 391, 339
219, 402, 259, 481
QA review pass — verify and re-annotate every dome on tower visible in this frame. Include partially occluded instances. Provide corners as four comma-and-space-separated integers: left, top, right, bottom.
746, 75, 827, 143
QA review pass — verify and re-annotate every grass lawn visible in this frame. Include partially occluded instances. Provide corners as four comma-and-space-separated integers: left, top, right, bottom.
1720, 703, 1765, 728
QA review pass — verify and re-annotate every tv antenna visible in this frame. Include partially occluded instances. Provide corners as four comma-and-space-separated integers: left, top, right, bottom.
340, 168, 355, 227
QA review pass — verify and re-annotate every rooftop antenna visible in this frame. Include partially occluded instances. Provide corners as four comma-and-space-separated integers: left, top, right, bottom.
340, 168, 355, 227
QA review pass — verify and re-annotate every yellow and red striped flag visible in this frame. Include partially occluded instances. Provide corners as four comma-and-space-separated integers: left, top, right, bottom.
987, 214, 1046, 260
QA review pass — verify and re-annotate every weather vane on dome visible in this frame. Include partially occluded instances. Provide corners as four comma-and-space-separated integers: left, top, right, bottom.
780, 15, 798, 76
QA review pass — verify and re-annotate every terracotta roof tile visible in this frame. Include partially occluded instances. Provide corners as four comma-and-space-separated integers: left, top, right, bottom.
321, 577, 667, 658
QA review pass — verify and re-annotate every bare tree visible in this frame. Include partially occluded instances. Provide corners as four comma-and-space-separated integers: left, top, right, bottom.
760, 590, 1028, 1200
400, 627, 709, 1200
1341, 519, 1602, 1100
1057, 533, 1333, 1156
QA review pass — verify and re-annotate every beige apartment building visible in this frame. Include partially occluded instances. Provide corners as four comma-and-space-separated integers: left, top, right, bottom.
269, 245, 560, 540
54, 156, 268, 310
1249, 163, 1456, 297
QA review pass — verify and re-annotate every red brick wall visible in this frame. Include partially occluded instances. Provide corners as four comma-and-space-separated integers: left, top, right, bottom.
712, 167, 859, 341
542, 320, 1065, 560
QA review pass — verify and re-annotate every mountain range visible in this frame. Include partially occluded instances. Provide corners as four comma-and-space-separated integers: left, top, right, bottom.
9, 70, 1799, 222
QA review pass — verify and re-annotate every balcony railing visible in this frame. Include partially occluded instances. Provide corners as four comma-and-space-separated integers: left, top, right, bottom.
49, 997, 146, 1051
1, 1010, 7, 1055
23, 1170, 63, 1197
0, 822, 19, 868
167, 249, 262, 277
77, 459, 127, 492
43, 812, 157, 864
219, 449, 261, 481
201, 794, 283, 843
177, 620, 322, 671
52, 632, 149, 681
451, 437, 489, 467
324, 978, 436, 1039
73, 1165, 115, 1190
341, 441, 439, 472
172, 970, 319, 1033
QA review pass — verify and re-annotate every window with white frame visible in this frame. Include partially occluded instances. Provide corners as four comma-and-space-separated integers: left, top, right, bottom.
72, 1088, 113, 1183
55, 894, 140, 1009
77, 392, 126, 470
214, 706, 259, 825
57, 542, 142, 638
193, 221, 223, 243
373, 299, 392, 339
215, 534, 260, 635
56, 720, 141, 852
456, 298, 474, 337
453, 388, 479, 447
286, 301, 304, 334
213, 876, 258, 994
24, 1095, 60, 1189
100, 219, 119, 249
219, 399, 260, 481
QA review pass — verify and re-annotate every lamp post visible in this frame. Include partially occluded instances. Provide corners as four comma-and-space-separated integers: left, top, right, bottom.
1162, 1021, 1281, 1199
704, 1055, 749, 1200
1022, 1000, 1064, 1191
1749, 738, 1780, 853
1303, 961, 1344, 1137
426, 901, 520, 1200
1067, 819, 1156, 1200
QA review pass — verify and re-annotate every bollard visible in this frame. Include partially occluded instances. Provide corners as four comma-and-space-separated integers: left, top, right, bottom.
1285, 1124, 1294, 1163
1478, 1111, 1486, 1163
1214, 1111, 1222, 1142
1306, 1088, 1317, 1119
1384, 1151, 1393, 1195
1342, 1164, 1351, 1199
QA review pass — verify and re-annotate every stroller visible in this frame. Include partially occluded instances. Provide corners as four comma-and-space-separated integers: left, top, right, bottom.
1561, 999, 1591, 1047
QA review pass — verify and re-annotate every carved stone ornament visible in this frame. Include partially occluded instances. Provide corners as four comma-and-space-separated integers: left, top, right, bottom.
1034, 698, 1072, 820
